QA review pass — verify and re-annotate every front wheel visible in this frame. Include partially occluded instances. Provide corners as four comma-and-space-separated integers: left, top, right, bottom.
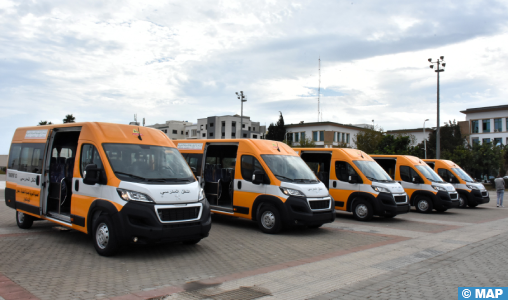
352, 199, 373, 221
16, 211, 34, 229
415, 197, 433, 213
458, 195, 468, 208
257, 204, 282, 234
93, 215, 119, 256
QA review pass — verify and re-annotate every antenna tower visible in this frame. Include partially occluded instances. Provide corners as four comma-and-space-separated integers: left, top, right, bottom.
317, 57, 321, 122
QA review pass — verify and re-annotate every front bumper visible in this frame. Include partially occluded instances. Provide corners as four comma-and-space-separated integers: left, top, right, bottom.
373, 193, 410, 217
283, 196, 335, 226
468, 189, 490, 205
432, 190, 459, 209
113, 199, 212, 244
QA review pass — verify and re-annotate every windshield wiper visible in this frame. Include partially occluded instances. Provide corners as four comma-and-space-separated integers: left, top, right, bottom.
114, 171, 147, 181
147, 178, 192, 182
294, 178, 318, 183
274, 174, 294, 182
426, 177, 443, 183
365, 176, 379, 182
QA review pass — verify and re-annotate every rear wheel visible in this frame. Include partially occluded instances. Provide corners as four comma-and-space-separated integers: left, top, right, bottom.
458, 195, 468, 208
16, 211, 34, 229
352, 200, 373, 221
257, 204, 282, 234
415, 197, 433, 213
93, 215, 119, 256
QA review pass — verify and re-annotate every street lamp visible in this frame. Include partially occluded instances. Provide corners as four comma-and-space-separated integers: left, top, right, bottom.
236, 91, 247, 138
423, 119, 429, 159
428, 56, 446, 159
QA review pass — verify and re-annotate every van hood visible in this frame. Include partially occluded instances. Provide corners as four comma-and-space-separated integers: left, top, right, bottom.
118, 181, 201, 204
280, 181, 329, 198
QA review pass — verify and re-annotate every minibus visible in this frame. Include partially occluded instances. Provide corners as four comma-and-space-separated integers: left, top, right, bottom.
423, 159, 490, 208
5, 123, 211, 256
175, 139, 335, 233
294, 148, 410, 221
371, 155, 459, 213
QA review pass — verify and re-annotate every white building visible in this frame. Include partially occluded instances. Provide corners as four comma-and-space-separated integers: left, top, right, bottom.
285, 121, 364, 148
385, 128, 433, 146
188, 115, 266, 140
145, 120, 193, 139
461, 104, 508, 146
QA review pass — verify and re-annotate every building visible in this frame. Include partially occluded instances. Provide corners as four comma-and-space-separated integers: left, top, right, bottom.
386, 128, 433, 146
460, 104, 508, 146
0, 154, 7, 171
146, 120, 193, 140
285, 121, 364, 148
189, 115, 266, 140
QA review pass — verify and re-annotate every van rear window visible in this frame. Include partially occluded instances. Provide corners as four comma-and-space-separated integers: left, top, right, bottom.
8, 143, 45, 174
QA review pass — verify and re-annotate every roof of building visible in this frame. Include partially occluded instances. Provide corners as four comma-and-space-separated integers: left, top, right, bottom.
386, 128, 434, 134
460, 104, 508, 114
285, 121, 366, 130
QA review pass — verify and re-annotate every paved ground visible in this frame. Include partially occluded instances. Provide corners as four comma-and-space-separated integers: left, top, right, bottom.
0, 185, 507, 300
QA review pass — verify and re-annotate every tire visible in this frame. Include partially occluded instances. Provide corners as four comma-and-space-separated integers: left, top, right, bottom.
257, 204, 282, 234
308, 223, 323, 229
415, 197, 433, 213
458, 195, 468, 208
468, 202, 478, 208
183, 239, 202, 245
16, 211, 34, 229
92, 215, 119, 256
352, 199, 373, 221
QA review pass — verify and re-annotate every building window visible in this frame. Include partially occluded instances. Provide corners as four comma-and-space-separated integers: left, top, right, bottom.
206, 124, 207, 129
333, 132, 337, 142
242, 124, 245, 128
482, 119, 490, 133
202, 133, 206, 137
231, 132, 236, 137
312, 131, 318, 141
210, 123, 214, 127
172, 130, 177, 134
248, 127, 251, 131
483, 138, 491, 144
186, 131, 189, 136
494, 118, 502, 132
253, 127, 255, 131
200, 125, 203, 130
342, 133, 345, 142
191, 129, 197, 136
209, 132, 214, 137
472, 137, 480, 145
243, 133, 247, 138
301, 132, 305, 141
232, 121, 236, 127
346, 134, 350, 144
295, 132, 299, 142
222, 121, 225, 127
319, 131, 324, 141
222, 132, 225, 137
471, 120, 479, 133
181, 131, 183, 134
494, 138, 503, 146
253, 134, 258, 138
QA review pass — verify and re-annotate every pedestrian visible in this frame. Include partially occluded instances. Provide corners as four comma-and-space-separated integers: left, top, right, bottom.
494, 174, 505, 207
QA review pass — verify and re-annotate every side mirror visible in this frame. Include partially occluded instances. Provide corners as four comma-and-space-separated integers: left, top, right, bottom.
252, 170, 266, 185
412, 176, 422, 184
83, 164, 101, 185
348, 174, 358, 184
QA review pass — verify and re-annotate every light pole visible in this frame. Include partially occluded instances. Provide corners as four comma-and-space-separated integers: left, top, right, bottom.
428, 56, 446, 159
236, 91, 247, 138
423, 119, 429, 159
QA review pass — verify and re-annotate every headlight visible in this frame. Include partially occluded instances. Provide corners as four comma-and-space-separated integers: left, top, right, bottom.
432, 185, 447, 191
279, 187, 305, 198
466, 185, 479, 190
117, 188, 154, 202
198, 188, 205, 202
371, 186, 391, 193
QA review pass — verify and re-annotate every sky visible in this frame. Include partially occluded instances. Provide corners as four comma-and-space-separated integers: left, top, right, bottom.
1, 0, 508, 154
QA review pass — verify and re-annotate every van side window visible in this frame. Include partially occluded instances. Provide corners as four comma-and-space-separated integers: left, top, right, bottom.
335, 161, 357, 182
438, 168, 455, 182
400, 166, 419, 182
8, 144, 22, 170
12, 143, 45, 174
80, 144, 103, 177
182, 153, 203, 176
241, 155, 264, 182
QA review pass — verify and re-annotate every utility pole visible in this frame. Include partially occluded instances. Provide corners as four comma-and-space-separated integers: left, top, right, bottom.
428, 56, 446, 159
318, 57, 321, 122
236, 91, 247, 138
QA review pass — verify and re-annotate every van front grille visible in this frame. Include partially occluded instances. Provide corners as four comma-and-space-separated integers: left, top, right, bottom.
449, 193, 458, 200
309, 200, 330, 210
157, 207, 200, 222
481, 191, 488, 197
394, 195, 407, 203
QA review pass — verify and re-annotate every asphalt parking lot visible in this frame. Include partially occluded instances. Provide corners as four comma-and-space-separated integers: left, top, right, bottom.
0, 187, 507, 300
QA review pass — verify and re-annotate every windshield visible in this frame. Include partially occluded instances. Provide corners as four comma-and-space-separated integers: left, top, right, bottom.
353, 160, 393, 182
452, 167, 474, 183
103, 143, 195, 183
415, 165, 444, 183
261, 155, 319, 183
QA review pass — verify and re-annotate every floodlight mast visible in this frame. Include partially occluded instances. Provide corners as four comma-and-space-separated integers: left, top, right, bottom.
428, 56, 446, 159
236, 91, 247, 138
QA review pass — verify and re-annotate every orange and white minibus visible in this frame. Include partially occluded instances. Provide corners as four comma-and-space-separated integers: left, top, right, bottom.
371, 155, 459, 213
5, 123, 211, 256
423, 159, 490, 208
175, 139, 336, 233
295, 148, 410, 221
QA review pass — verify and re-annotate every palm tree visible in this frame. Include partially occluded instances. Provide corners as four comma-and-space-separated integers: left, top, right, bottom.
38, 120, 52, 126
63, 114, 76, 123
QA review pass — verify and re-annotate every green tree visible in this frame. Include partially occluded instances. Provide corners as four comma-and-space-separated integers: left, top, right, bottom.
375, 134, 415, 155
425, 120, 466, 159
353, 125, 384, 153
298, 137, 316, 147
38, 120, 52, 126
266, 111, 285, 141
63, 114, 76, 123
470, 142, 505, 181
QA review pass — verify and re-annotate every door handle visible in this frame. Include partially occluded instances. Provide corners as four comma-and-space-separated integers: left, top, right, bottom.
75, 180, 79, 192
237, 181, 242, 190
333, 181, 337, 188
